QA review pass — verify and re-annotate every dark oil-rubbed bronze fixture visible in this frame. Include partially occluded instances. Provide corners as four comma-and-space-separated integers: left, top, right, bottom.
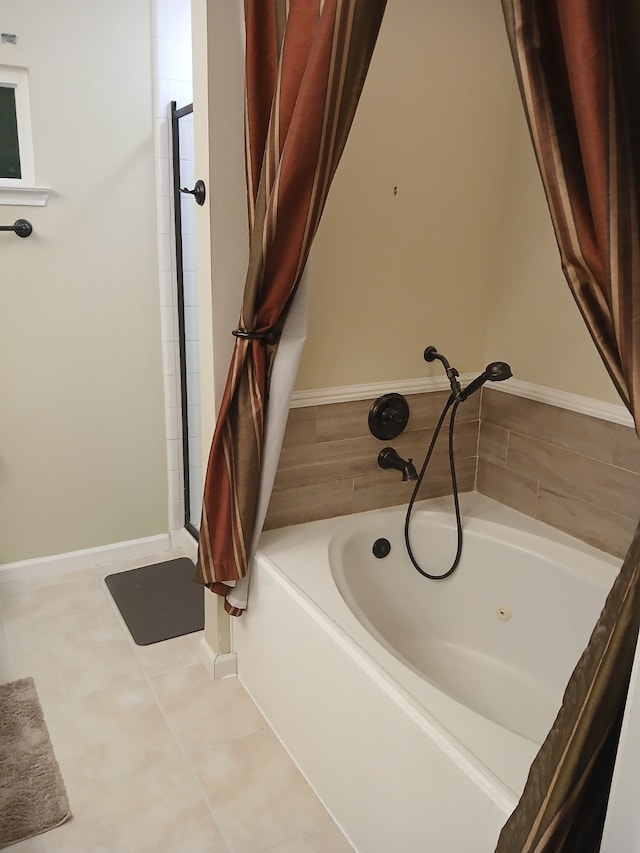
1, 218, 33, 238
368, 392, 410, 440
179, 179, 206, 206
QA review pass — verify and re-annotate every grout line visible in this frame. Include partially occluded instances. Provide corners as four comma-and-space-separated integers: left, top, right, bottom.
92, 548, 283, 850
140, 666, 235, 851
92, 551, 233, 849
504, 428, 511, 468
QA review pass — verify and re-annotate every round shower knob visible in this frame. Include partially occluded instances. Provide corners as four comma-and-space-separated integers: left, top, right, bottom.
368, 393, 410, 440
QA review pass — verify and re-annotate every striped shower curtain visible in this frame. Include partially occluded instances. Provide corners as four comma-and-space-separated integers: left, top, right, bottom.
195, 0, 386, 615
498, 1, 640, 850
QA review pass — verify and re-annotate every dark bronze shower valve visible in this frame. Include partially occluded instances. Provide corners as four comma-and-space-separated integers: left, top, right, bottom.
368, 393, 410, 440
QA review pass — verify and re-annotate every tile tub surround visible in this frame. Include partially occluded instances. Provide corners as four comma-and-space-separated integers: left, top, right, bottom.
266, 384, 640, 560
477, 388, 640, 558
264, 391, 480, 530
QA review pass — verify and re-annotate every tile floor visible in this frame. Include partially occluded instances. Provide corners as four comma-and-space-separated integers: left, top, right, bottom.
0, 550, 352, 852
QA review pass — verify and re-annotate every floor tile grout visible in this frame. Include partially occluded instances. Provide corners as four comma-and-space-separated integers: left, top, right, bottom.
2, 548, 348, 852
141, 661, 235, 851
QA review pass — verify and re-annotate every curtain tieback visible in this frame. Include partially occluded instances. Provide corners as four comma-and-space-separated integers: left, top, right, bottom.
232, 328, 279, 345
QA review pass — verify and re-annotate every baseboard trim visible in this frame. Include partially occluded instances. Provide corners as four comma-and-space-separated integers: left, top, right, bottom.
0, 533, 172, 584
199, 637, 238, 680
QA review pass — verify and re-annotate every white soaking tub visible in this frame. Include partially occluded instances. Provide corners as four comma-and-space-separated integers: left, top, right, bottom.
232, 493, 620, 852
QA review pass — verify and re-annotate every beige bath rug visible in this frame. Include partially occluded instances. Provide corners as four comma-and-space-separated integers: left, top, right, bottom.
0, 677, 71, 848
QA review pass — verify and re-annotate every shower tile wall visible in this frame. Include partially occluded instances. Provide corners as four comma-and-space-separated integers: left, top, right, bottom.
266, 386, 640, 561
477, 388, 640, 558
151, 0, 199, 535
264, 391, 480, 530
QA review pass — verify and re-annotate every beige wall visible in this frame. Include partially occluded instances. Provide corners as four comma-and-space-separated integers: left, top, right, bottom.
484, 89, 619, 403
297, 0, 620, 406
0, 0, 168, 563
297, 0, 515, 390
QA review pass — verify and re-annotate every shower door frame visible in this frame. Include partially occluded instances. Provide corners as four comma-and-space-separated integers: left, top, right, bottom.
170, 99, 199, 541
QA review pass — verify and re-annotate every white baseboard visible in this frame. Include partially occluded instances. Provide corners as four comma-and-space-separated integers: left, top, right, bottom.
199, 637, 237, 680
0, 533, 172, 584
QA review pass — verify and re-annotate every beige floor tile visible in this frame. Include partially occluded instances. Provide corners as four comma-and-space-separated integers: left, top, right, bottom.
0, 575, 116, 645
267, 820, 353, 852
0, 647, 14, 683
132, 630, 204, 677
0, 615, 15, 683
11, 619, 143, 707
151, 664, 265, 753
46, 760, 228, 853
193, 729, 330, 853
0, 568, 93, 592
2, 835, 48, 852
3, 549, 338, 853
44, 679, 180, 799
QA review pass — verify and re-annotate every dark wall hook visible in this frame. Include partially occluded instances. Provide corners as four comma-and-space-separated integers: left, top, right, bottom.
0, 219, 33, 238
179, 179, 206, 206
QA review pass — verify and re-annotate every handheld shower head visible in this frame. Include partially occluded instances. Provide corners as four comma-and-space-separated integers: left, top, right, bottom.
485, 362, 512, 382
459, 361, 512, 402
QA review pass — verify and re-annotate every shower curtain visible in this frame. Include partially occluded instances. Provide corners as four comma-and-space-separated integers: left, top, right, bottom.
498, 1, 640, 850
195, 0, 386, 615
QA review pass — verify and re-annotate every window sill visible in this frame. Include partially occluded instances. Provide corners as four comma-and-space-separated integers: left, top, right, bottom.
0, 185, 51, 206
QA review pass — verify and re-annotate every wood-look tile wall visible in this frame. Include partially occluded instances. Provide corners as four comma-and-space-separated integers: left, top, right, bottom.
263, 391, 480, 530
477, 389, 640, 557
265, 385, 640, 558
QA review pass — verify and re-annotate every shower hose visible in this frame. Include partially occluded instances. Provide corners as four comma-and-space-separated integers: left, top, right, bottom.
404, 393, 463, 580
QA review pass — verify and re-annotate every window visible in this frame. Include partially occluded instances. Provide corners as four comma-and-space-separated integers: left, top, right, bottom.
0, 65, 49, 205
0, 85, 21, 178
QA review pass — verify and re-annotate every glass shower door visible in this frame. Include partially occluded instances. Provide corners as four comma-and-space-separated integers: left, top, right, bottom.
171, 100, 202, 537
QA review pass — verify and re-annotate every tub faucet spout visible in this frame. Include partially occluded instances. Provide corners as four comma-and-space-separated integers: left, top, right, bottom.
378, 447, 418, 481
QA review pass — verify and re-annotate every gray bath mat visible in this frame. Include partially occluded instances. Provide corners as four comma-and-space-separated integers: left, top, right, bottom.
104, 557, 204, 645
0, 677, 71, 848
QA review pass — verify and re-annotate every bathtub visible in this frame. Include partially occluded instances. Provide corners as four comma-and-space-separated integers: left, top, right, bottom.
233, 493, 620, 852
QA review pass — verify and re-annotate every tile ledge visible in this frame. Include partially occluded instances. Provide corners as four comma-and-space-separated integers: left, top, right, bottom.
290, 374, 477, 408
292, 375, 634, 428
488, 379, 634, 428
